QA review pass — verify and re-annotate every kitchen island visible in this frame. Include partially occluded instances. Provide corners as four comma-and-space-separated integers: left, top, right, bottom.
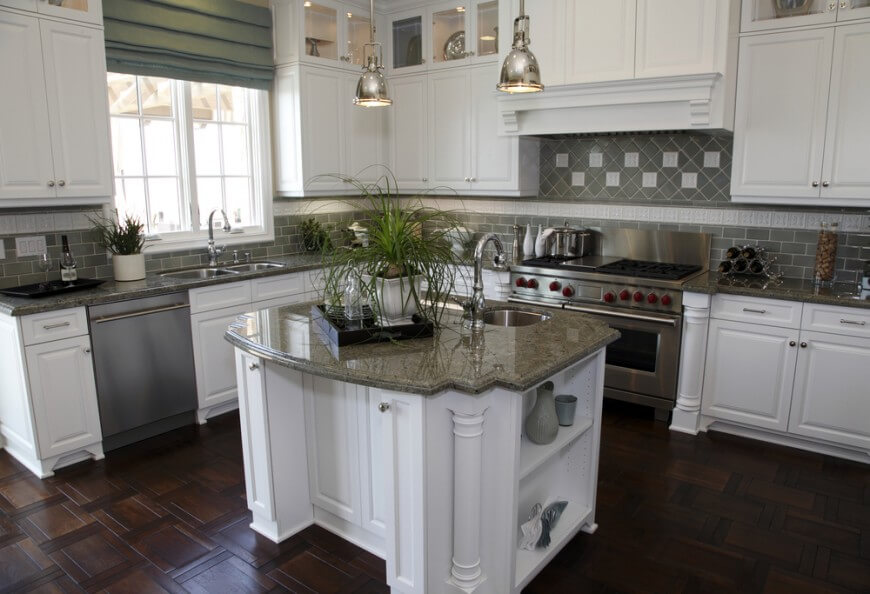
225, 302, 618, 594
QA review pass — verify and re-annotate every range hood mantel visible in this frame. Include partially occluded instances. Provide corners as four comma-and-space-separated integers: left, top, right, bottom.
497, 73, 734, 136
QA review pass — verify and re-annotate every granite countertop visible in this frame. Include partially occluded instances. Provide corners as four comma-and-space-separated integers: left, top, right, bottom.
684, 272, 870, 309
0, 253, 323, 316
225, 301, 619, 396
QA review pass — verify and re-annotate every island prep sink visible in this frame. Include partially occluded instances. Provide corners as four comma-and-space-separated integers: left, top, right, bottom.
160, 268, 241, 280
223, 261, 286, 273
483, 307, 552, 327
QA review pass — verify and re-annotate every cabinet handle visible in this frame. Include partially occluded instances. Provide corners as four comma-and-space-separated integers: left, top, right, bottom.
822, 181, 829, 187
58, 180, 65, 187
464, 177, 470, 182
840, 319, 866, 326
378, 402, 390, 413
829, 1, 836, 9
422, 177, 428, 182
841, 0, 847, 7
812, 181, 819, 187
83, 347, 91, 354
471, 177, 477, 182
789, 340, 796, 347
42, 321, 70, 330
742, 308, 766, 314
800, 342, 808, 348
249, 362, 260, 371
47, 180, 55, 187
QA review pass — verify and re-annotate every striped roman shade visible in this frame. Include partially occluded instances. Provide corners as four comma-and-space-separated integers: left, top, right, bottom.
103, 0, 274, 90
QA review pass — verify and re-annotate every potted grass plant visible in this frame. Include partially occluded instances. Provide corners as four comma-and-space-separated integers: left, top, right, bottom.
320, 177, 464, 326
90, 212, 147, 281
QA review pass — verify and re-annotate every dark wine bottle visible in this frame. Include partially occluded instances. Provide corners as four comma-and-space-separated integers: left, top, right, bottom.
733, 258, 748, 273
749, 259, 764, 274
725, 247, 741, 259
718, 260, 732, 273
60, 235, 78, 283
741, 246, 756, 260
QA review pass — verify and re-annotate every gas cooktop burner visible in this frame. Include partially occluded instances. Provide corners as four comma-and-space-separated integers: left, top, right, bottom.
595, 259, 702, 280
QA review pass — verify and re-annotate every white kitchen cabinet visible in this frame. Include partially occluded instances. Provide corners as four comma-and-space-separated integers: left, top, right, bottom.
740, 0, 870, 32
0, 0, 102, 25
522, 0, 566, 86
300, 66, 346, 192
343, 74, 389, 184
0, 11, 111, 204
564, 0, 635, 84
789, 331, 870, 450
732, 23, 870, 207
428, 69, 470, 190
701, 319, 797, 431
387, 74, 429, 191
635, 0, 720, 78
24, 334, 102, 460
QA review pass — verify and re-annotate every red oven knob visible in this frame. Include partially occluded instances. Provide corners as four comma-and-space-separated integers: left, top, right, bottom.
647, 293, 658, 304
562, 286, 574, 297
549, 281, 561, 292
515, 277, 527, 288
661, 294, 672, 306
619, 289, 630, 300
604, 292, 615, 303
527, 279, 539, 289
632, 291, 643, 302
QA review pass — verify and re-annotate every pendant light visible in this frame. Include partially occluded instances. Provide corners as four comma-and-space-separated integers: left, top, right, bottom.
497, 0, 543, 93
354, 0, 392, 107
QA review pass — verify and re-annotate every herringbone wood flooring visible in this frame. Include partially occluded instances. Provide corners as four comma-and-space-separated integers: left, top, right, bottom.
0, 401, 868, 593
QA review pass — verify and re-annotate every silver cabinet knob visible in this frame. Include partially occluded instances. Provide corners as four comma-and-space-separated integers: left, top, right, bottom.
464, 177, 470, 182
812, 181, 819, 187
58, 180, 65, 187
829, 1, 836, 9
249, 362, 260, 370
841, 0, 848, 7
800, 342, 808, 348
471, 177, 476, 182
47, 180, 55, 187
378, 402, 390, 413
789, 340, 796, 347
422, 177, 428, 182
822, 181, 830, 187
83, 347, 91, 354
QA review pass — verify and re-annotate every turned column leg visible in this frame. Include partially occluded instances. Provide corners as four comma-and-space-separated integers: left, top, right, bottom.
671, 292, 711, 435
449, 407, 487, 592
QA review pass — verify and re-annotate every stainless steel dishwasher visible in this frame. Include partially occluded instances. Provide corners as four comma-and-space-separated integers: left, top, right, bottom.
88, 292, 198, 451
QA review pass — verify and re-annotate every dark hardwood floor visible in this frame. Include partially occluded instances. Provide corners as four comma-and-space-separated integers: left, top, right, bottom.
1, 401, 868, 593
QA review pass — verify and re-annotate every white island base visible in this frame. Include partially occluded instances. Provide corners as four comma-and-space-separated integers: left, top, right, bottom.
233, 347, 606, 594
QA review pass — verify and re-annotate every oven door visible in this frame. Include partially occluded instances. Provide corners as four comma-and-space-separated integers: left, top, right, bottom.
563, 304, 682, 405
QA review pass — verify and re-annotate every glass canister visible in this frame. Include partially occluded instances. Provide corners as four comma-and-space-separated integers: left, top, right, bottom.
813, 221, 839, 286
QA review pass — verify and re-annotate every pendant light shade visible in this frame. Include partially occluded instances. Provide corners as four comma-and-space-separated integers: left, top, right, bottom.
354, 0, 391, 107
497, 0, 543, 94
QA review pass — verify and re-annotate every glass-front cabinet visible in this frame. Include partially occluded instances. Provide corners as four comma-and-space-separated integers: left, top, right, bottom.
0, 0, 102, 25
388, 0, 499, 73
303, 1, 338, 61
285, 0, 379, 70
741, 0, 870, 32
343, 10, 371, 66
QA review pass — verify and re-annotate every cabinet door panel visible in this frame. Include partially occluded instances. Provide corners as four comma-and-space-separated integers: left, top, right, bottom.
789, 331, 870, 449
565, 0, 635, 84
731, 29, 834, 199
820, 23, 870, 201
469, 67, 514, 190
635, 0, 718, 78
428, 70, 470, 188
344, 74, 387, 184
300, 68, 345, 192
702, 319, 797, 431
389, 76, 429, 191
25, 335, 101, 459
524, 0, 566, 86
0, 12, 54, 200
40, 20, 112, 199
358, 390, 387, 537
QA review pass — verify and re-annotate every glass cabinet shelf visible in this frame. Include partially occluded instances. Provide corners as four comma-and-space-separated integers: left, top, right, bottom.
433, 6, 467, 63
304, 2, 338, 60
477, 1, 498, 57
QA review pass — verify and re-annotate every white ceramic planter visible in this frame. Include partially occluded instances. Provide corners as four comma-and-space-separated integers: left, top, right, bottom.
364, 274, 422, 322
112, 253, 146, 281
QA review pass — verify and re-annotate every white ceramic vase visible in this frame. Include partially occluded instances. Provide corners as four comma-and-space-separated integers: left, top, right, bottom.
525, 381, 559, 445
112, 253, 146, 281
363, 274, 422, 322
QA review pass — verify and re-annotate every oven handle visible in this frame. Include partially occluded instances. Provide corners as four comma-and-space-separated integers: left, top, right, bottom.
508, 296, 564, 310
563, 303, 679, 327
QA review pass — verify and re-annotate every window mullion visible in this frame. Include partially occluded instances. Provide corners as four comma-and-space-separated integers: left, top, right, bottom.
135, 77, 153, 233
177, 81, 199, 232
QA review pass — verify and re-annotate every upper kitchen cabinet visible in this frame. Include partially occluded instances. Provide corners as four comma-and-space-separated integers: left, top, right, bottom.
272, 0, 380, 70
0, 0, 102, 25
387, 74, 429, 191
731, 23, 870, 207
0, 9, 112, 205
740, 0, 870, 32
634, 0, 721, 78
564, 0, 636, 84
387, 0, 499, 75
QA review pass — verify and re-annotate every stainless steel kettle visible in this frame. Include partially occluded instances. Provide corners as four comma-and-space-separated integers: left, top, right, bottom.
546, 221, 593, 258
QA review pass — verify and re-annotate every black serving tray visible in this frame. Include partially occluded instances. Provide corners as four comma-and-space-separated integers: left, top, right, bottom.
311, 304, 434, 347
0, 278, 105, 298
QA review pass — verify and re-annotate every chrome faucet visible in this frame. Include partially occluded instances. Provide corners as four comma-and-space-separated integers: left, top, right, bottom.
464, 233, 507, 330
207, 209, 231, 266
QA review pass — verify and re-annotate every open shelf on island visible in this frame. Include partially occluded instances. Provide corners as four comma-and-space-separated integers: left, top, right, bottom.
514, 503, 594, 590
519, 416, 593, 480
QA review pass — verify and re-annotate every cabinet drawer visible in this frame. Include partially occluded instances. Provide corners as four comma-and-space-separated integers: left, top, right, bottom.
801, 303, 870, 338
711, 294, 802, 328
21, 308, 88, 345
251, 273, 306, 303
189, 280, 252, 314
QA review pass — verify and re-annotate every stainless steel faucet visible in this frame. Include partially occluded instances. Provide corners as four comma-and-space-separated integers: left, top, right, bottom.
464, 233, 507, 330
207, 209, 231, 266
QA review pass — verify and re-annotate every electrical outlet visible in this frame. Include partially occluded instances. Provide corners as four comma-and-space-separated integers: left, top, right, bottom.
624, 152, 639, 168
589, 152, 603, 168
571, 172, 585, 186
15, 235, 47, 257
642, 172, 658, 188
555, 153, 569, 168
662, 152, 679, 168
606, 172, 620, 187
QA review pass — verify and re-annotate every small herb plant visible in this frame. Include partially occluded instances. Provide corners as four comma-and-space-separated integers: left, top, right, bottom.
90, 212, 146, 255
301, 218, 332, 252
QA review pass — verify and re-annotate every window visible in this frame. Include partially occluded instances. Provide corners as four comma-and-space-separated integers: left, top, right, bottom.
106, 73, 272, 248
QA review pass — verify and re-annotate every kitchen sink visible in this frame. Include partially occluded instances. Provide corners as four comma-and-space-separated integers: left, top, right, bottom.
222, 261, 286, 272
483, 307, 552, 327
160, 268, 241, 280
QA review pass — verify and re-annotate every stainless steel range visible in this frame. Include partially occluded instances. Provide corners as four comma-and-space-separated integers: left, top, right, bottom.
509, 228, 710, 418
